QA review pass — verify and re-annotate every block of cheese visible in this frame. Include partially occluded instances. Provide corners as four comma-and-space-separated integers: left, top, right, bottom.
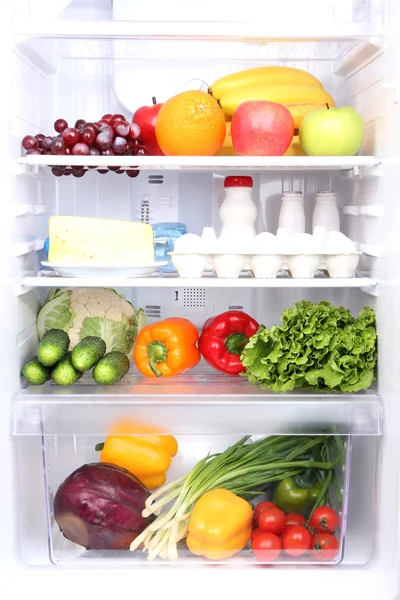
48, 216, 155, 264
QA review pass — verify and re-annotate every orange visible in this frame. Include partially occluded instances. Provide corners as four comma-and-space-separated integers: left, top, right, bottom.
155, 91, 226, 156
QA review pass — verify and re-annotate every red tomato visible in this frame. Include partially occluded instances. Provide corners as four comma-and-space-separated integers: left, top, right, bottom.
309, 506, 339, 533
254, 501, 276, 523
258, 506, 286, 536
251, 528, 264, 544
312, 532, 340, 561
284, 514, 307, 535
285, 513, 306, 528
283, 525, 313, 557
252, 532, 282, 562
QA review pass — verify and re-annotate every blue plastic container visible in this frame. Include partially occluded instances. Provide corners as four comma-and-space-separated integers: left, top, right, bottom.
152, 222, 187, 272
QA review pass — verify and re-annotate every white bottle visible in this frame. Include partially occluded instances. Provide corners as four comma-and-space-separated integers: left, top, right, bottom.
312, 191, 340, 232
220, 176, 257, 246
278, 191, 305, 235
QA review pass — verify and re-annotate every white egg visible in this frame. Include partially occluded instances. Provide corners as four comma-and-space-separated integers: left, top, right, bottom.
290, 233, 319, 255
174, 233, 204, 254
253, 232, 277, 253
326, 231, 357, 254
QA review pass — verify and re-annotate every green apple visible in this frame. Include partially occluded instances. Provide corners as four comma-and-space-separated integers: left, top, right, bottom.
299, 106, 364, 156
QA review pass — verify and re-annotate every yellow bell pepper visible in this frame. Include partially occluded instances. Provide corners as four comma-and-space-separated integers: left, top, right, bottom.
186, 488, 253, 560
97, 434, 178, 490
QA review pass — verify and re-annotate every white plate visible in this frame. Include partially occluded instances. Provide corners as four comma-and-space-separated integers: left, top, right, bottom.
41, 261, 168, 278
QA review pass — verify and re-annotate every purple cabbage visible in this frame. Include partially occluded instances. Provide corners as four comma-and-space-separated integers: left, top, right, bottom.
54, 462, 152, 550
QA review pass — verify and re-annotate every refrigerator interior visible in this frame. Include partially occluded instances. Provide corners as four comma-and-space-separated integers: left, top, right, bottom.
5, 0, 400, 597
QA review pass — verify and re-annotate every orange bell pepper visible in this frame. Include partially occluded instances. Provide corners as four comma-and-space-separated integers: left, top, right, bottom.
97, 434, 178, 490
133, 317, 200, 377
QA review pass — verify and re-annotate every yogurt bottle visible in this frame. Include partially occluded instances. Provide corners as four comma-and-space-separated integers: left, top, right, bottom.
220, 176, 257, 248
278, 191, 305, 235
312, 191, 340, 232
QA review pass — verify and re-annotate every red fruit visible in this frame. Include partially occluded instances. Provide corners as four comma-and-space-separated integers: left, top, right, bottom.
258, 506, 286, 536
283, 525, 313, 557
81, 128, 96, 146
35, 134, 45, 147
101, 114, 113, 123
22, 135, 38, 151
62, 127, 80, 147
251, 528, 264, 544
231, 100, 294, 156
71, 143, 90, 155
312, 532, 340, 561
285, 514, 306, 527
309, 506, 339, 533
135, 145, 148, 156
50, 138, 66, 155
41, 137, 53, 151
128, 123, 141, 141
54, 118, 68, 133
252, 532, 282, 562
111, 113, 126, 125
254, 501, 276, 523
132, 97, 164, 156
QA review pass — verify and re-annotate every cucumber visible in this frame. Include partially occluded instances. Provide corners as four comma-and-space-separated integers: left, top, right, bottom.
22, 356, 51, 385
71, 336, 106, 372
38, 329, 70, 366
51, 352, 82, 386
92, 351, 130, 385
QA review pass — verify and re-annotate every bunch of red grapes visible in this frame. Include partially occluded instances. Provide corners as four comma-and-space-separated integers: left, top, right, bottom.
21, 113, 147, 178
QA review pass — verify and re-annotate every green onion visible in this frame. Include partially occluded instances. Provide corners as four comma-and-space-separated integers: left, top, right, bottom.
130, 434, 343, 560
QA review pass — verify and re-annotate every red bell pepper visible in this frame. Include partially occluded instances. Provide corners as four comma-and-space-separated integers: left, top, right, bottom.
199, 311, 259, 375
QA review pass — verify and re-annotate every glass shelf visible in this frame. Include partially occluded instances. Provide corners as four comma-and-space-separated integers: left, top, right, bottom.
13, 372, 382, 436
18, 155, 380, 173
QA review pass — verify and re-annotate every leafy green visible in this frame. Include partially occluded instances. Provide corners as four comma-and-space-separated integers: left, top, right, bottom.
240, 301, 377, 392
36, 291, 74, 339
80, 316, 133, 353
36, 288, 146, 354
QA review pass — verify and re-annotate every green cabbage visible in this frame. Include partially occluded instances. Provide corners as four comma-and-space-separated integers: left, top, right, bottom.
36, 288, 146, 354
241, 301, 377, 393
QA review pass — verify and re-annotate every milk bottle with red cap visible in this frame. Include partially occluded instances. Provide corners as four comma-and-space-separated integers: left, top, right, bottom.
219, 176, 257, 250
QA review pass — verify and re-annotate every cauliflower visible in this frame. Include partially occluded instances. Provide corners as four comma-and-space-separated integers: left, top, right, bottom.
37, 288, 146, 354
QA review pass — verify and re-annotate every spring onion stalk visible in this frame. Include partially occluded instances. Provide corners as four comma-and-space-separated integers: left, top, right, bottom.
130, 435, 343, 560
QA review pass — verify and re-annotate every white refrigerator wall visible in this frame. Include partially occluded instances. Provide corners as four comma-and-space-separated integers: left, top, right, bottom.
4, 0, 400, 599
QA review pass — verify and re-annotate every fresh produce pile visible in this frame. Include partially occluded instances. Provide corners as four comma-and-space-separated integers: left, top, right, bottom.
241, 301, 377, 392
22, 66, 365, 161
130, 434, 343, 560
55, 434, 344, 562
22, 330, 130, 386
133, 303, 377, 393
25, 298, 377, 392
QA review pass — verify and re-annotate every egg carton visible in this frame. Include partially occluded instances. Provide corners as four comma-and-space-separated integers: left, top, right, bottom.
169, 251, 361, 279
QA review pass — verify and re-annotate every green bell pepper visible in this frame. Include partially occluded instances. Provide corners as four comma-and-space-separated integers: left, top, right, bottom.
273, 470, 323, 517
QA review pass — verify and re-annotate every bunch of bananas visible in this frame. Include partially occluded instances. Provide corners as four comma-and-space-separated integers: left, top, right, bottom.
211, 66, 335, 156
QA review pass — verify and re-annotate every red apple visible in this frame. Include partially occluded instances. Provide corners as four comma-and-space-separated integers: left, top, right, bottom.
231, 100, 294, 156
132, 97, 164, 156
